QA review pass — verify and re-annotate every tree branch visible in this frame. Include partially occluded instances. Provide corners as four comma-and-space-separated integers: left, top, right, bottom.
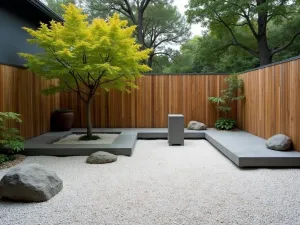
213, 43, 235, 54
61, 79, 87, 102
123, 0, 137, 24
110, 6, 131, 19
209, 6, 259, 57
100, 74, 125, 85
223, 0, 258, 39
152, 51, 171, 57
271, 30, 300, 55
141, 0, 151, 12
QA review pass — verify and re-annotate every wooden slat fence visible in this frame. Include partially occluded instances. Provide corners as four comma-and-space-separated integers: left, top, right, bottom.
60, 74, 236, 128
237, 57, 300, 150
3, 56, 300, 151
0, 64, 60, 139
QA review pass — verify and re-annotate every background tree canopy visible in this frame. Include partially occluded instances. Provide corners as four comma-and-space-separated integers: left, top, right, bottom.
186, 0, 300, 66
45, 0, 77, 15
45, 0, 300, 73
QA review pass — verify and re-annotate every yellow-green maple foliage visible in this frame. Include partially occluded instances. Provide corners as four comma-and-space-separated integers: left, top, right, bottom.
19, 4, 151, 102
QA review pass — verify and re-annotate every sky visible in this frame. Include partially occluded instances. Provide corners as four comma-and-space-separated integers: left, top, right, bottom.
173, 0, 205, 37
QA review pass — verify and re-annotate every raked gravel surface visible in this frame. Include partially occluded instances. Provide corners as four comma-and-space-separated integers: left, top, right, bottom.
53, 133, 119, 144
1, 140, 300, 225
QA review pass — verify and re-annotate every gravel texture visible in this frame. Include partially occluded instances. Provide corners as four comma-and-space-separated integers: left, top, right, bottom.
53, 133, 119, 144
1, 140, 300, 225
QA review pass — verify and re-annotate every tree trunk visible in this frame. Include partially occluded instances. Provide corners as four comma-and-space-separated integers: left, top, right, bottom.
137, 10, 145, 49
258, 37, 273, 66
86, 97, 93, 138
147, 53, 154, 67
257, 0, 272, 66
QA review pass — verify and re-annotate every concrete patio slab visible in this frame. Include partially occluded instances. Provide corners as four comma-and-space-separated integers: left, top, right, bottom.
23, 128, 300, 167
205, 130, 300, 167
24, 130, 136, 156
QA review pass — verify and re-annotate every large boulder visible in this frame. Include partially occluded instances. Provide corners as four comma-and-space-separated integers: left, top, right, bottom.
0, 163, 63, 202
187, 121, 207, 130
266, 134, 292, 151
86, 151, 117, 164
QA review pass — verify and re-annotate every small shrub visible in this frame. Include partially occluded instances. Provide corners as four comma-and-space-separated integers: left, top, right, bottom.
0, 154, 9, 164
215, 118, 236, 131
208, 74, 244, 130
0, 112, 24, 154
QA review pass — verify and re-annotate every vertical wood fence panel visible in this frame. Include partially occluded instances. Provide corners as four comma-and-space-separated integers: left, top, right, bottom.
3, 57, 300, 150
60, 74, 234, 128
0, 64, 60, 139
237, 58, 300, 151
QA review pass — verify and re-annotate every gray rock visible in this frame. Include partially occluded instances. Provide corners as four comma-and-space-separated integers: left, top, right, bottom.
0, 163, 63, 202
86, 151, 117, 164
266, 134, 292, 151
187, 121, 207, 130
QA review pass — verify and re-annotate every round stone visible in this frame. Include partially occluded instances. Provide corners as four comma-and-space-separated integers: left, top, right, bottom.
0, 163, 63, 202
266, 134, 292, 151
86, 151, 117, 164
187, 121, 207, 130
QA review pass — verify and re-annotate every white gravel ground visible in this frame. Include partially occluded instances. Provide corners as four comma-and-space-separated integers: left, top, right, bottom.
53, 133, 119, 144
1, 140, 300, 225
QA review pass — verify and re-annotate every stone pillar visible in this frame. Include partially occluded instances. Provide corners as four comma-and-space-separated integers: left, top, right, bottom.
168, 114, 184, 146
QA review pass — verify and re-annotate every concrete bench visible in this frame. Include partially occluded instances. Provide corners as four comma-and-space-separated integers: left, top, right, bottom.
24, 128, 300, 167
168, 114, 184, 146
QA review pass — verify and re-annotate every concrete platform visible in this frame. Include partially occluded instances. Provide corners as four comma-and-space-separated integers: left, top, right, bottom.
23, 128, 300, 168
24, 130, 136, 156
205, 130, 300, 167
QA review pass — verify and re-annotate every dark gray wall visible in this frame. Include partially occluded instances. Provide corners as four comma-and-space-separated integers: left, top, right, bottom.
0, 7, 41, 67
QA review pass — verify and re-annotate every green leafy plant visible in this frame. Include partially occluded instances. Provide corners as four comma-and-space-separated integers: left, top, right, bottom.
208, 74, 244, 130
0, 154, 16, 164
0, 112, 24, 154
215, 118, 236, 131
0, 154, 10, 164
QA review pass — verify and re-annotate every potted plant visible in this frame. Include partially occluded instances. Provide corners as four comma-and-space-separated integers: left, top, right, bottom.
51, 109, 74, 131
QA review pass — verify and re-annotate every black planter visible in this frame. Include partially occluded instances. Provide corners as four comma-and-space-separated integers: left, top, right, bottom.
50, 109, 74, 131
